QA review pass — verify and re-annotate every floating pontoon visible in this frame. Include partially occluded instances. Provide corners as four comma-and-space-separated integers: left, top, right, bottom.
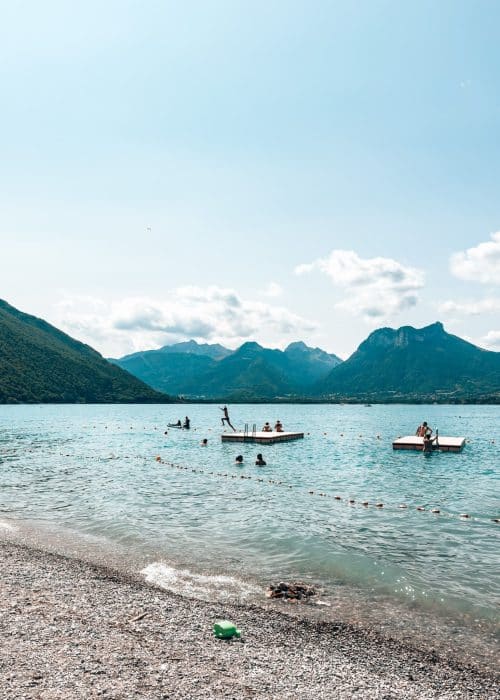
221, 424, 304, 444
392, 436, 465, 452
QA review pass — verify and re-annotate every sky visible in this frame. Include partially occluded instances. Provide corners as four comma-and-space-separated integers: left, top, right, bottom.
2, 0, 500, 359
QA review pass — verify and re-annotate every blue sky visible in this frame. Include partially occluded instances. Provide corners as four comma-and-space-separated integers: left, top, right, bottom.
2, 1, 500, 357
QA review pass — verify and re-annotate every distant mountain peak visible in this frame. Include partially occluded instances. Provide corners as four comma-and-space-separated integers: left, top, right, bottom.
363, 321, 448, 349
238, 341, 264, 351
319, 321, 500, 401
285, 341, 309, 351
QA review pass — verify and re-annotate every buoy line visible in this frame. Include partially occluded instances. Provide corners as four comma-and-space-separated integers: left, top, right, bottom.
155, 457, 500, 526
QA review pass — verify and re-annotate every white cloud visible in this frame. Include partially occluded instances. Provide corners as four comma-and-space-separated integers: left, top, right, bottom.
54, 287, 317, 357
262, 282, 283, 298
295, 249, 424, 321
450, 231, 500, 284
438, 297, 500, 316
481, 330, 500, 350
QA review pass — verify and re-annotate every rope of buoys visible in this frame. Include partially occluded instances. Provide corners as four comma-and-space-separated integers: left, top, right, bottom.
154, 457, 499, 525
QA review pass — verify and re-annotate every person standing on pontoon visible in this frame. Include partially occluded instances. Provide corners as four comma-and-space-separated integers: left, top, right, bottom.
219, 405, 236, 431
416, 421, 432, 437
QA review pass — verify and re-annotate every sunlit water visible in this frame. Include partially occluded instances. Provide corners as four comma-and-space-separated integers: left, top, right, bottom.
1, 404, 498, 666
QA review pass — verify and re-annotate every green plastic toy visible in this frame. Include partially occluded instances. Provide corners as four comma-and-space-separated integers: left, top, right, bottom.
213, 620, 241, 639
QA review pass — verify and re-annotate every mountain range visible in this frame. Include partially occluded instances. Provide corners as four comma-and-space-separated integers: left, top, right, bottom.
112, 323, 500, 403
2, 296, 500, 403
111, 341, 342, 400
0, 299, 171, 403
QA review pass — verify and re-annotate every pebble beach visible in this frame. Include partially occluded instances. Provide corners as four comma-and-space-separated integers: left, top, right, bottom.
1, 539, 498, 700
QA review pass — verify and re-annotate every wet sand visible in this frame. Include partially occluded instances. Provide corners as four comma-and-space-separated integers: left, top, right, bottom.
1, 539, 498, 699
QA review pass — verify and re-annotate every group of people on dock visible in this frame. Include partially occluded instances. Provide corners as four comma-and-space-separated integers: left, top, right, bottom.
262, 420, 283, 432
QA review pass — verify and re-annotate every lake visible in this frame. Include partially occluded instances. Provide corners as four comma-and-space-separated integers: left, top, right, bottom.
1, 403, 498, 667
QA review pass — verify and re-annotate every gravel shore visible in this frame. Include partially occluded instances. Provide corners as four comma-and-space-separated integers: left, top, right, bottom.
1, 540, 498, 699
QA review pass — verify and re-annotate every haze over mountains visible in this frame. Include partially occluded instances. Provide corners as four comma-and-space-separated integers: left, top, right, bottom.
1, 297, 500, 404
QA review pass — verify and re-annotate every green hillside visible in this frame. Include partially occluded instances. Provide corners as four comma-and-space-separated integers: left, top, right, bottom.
0, 299, 171, 403
111, 351, 217, 396
319, 322, 500, 402
112, 339, 342, 399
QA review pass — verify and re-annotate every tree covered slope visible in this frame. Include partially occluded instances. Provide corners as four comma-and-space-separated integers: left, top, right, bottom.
0, 299, 171, 403
319, 322, 500, 402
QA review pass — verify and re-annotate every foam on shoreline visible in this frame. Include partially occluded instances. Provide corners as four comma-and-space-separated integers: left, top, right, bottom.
141, 561, 263, 602
0, 520, 18, 532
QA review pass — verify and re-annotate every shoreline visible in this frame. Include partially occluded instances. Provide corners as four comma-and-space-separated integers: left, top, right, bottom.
1, 539, 498, 699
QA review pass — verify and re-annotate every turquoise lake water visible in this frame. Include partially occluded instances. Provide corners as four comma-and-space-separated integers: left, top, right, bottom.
1, 403, 498, 665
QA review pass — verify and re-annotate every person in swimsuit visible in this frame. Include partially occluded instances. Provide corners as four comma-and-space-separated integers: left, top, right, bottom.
423, 433, 438, 453
255, 453, 266, 466
219, 405, 236, 431
416, 421, 432, 437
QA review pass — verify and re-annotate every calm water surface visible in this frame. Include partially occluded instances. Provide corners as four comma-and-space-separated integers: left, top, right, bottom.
1, 404, 498, 665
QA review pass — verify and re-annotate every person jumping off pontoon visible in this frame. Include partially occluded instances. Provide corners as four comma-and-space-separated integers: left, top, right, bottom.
219, 405, 236, 432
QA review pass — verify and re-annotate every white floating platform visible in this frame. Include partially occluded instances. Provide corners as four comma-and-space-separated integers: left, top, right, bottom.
221, 431, 304, 444
392, 436, 466, 452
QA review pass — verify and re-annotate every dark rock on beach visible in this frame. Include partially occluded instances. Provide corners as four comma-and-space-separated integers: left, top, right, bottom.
266, 581, 317, 601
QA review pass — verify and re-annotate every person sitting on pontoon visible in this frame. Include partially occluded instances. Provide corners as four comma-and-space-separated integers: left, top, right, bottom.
262, 422, 272, 432
274, 420, 284, 432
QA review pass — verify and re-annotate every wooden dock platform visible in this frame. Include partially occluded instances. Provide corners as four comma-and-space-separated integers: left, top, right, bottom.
221, 431, 304, 445
392, 436, 465, 452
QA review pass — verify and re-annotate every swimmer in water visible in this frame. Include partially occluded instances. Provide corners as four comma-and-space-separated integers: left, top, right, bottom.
423, 433, 438, 453
255, 453, 266, 466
